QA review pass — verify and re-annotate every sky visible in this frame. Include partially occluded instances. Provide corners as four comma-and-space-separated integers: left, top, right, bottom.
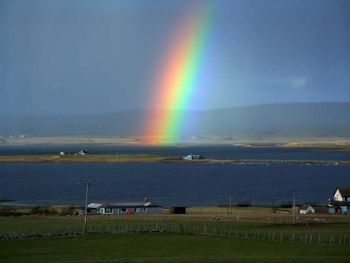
1, 0, 350, 115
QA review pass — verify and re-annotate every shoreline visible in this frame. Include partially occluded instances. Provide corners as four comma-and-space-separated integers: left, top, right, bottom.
0, 154, 349, 164
1, 135, 350, 149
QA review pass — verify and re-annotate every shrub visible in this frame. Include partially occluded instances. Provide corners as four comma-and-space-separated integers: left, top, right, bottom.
30, 206, 49, 215
236, 202, 251, 207
279, 203, 292, 208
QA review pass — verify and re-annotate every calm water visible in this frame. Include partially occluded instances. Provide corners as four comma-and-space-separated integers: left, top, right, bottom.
0, 162, 349, 206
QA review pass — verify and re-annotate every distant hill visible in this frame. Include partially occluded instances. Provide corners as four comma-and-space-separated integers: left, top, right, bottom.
1, 102, 350, 142
190, 102, 350, 140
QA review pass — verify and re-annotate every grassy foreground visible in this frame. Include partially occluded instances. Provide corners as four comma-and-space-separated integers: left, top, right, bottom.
0, 213, 349, 262
1, 233, 349, 263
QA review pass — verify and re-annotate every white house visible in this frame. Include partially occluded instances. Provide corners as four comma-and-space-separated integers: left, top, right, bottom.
333, 188, 350, 202
183, 154, 202, 160
76, 150, 87, 156
87, 200, 163, 215
299, 204, 315, 215
328, 187, 350, 214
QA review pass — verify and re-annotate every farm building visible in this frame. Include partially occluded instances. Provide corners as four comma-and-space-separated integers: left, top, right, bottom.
299, 204, 315, 215
170, 207, 186, 214
87, 201, 163, 215
328, 187, 350, 215
314, 206, 328, 214
183, 154, 203, 160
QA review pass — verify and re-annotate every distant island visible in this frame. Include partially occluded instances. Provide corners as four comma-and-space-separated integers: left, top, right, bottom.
1, 134, 350, 151
1, 102, 350, 144
0, 154, 349, 165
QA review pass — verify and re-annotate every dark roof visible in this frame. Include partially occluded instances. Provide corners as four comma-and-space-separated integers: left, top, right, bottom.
336, 187, 350, 197
88, 201, 163, 209
102, 204, 162, 209
329, 200, 350, 206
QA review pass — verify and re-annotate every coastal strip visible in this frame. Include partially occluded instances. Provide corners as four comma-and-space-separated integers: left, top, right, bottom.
0, 154, 348, 165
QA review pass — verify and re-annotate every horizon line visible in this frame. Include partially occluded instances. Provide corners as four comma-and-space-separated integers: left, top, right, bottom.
1, 100, 350, 116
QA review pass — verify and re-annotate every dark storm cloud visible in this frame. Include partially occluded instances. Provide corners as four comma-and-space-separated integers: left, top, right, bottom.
0, 0, 349, 114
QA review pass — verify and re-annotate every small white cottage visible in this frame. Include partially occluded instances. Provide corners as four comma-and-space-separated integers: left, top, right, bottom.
333, 188, 350, 202
86, 200, 163, 215
299, 204, 315, 215
328, 187, 350, 215
183, 154, 202, 160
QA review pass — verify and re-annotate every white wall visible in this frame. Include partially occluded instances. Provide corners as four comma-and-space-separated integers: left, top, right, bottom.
334, 189, 344, 201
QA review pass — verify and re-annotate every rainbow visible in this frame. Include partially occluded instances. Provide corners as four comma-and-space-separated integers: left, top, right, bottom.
143, 4, 212, 145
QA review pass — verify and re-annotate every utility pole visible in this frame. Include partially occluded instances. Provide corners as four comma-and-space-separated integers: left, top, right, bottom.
81, 180, 94, 234
292, 192, 296, 225
83, 181, 89, 234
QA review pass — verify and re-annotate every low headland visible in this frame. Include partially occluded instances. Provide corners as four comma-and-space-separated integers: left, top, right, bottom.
0, 153, 349, 165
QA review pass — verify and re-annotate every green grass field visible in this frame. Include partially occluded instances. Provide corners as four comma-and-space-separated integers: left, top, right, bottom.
0, 213, 349, 236
0, 214, 349, 262
1, 233, 349, 263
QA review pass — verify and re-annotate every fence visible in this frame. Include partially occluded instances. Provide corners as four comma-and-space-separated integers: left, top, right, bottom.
1, 223, 349, 246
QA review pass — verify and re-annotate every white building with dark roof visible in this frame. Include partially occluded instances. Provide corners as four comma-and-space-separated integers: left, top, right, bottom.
328, 187, 350, 215
87, 201, 163, 215
299, 204, 315, 215
333, 188, 350, 202
183, 154, 202, 160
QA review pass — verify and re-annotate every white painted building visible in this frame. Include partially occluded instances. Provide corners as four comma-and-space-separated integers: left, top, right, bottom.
299, 204, 315, 215
183, 154, 202, 160
328, 187, 350, 215
333, 188, 350, 202
87, 201, 163, 215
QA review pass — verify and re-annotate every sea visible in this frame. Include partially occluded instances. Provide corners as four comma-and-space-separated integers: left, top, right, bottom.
0, 144, 349, 207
